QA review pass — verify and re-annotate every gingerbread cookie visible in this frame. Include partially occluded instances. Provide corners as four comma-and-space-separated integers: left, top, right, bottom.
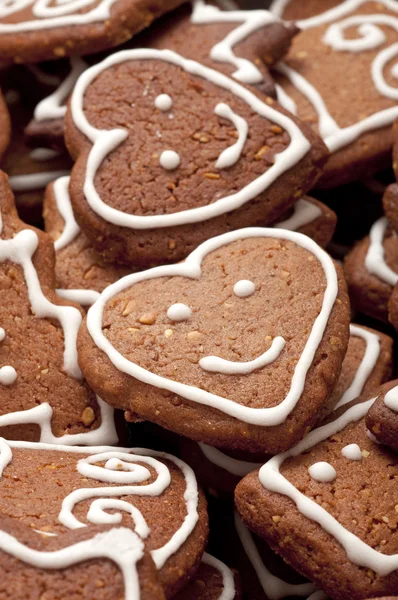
174, 554, 240, 600
44, 176, 131, 307
78, 227, 350, 454
388, 281, 398, 332
344, 216, 398, 322
0, 438, 208, 598
367, 380, 398, 452
273, 196, 336, 248
0, 170, 118, 444
269, 0, 398, 188
235, 383, 398, 600
0, 0, 184, 65
180, 323, 392, 496
65, 47, 327, 267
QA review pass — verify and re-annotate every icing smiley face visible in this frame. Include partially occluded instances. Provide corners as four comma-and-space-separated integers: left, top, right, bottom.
81, 227, 350, 453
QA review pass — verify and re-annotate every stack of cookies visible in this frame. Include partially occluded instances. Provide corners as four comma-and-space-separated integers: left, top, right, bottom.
0, 0, 397, 598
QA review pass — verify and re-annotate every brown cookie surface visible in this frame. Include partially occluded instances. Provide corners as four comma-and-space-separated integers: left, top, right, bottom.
270, 0, 398, 188
0, 170, 118, 444
0, 0, 183, 64
235, 383, 398, 600
78, 229, 350, 454
65, 48, 327, 267
0, 90, 11, 161
174, 554, 241, 599
0, 439, 208, 598
367, 380, 398, 452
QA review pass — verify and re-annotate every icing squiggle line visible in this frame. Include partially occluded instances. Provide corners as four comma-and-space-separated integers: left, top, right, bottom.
57, 288, 101, 305
234, 512, 315, 600
35, 58, 87, 122
191, 0, 278, 85
87, 227, 338, 426
274, 197, 321, 231
9, 170, 69, 192
53, 176, 80, 251
198, 443, 262, 477
0, 0, 120, 32
275, 83, 297, 115
202, 553, 236, 600
258, 397, 398, 575
365, 216, 398, 287
214, 102, 248, 169
0, 397, 118, 445
199, 336, 285, 374
70, 48, 311, 230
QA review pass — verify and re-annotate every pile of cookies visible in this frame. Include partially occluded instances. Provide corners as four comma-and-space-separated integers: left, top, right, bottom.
0, 0, 397, 598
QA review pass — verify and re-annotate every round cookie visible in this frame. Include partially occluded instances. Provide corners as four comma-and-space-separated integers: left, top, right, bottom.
269, 0, 398, 188
78, 227, 350, 454
0, 438, 208, 598
174, 554, 241, 600
0, 0, 184, 65
235, 384, 398, 600
0, 170, 118, 445
43, 176, 131, 307
366, 379, 398, 452
65, 48, 327, 267
344, 215, 398, 323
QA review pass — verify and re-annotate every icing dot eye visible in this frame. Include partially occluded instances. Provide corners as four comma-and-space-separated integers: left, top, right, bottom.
160, 150, 180, 170
0, 328, 5, 342
0, 366, 17, 386
308, 461, 336, 482
341, 443, 362, 461
167, 303, 192, 322
233, 280, 255, 298
155, 94, 173, 111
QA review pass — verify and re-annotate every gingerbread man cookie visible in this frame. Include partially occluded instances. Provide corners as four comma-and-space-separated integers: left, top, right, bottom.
0, 438, 208, 598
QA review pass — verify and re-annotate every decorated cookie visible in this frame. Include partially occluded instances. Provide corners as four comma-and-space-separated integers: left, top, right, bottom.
0, 91, 11, 161
65, 47, 327, 267
269, 0, 398, 188
44, 176, 131, 307
0, 438, 208, 598
235, 384, 398, 600
77, 227, 350, 454
273, 196, 336, 248
179, 323, 392, 496
367, 379, 398, 452
0, 0, 184, 65
0, 170, 119, 445
344, 216, 398, 322
174, 553, 240, 600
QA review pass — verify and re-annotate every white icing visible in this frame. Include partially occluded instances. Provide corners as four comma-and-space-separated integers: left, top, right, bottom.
202, 553, 236, 600
53, 176, 80, 251
273, 0, 398, 153
86, 227, 338, 426
34, 58, 87, 122
365, 217, 398, 286
0, 0, 120, 32
0, 366, 17, 385
0, 328, 5, 342
334, 324, 380, 410
308, 461, 336, 482
8, 170, 70, 192
167, 303, 192, 322
198, 443, 261, 477
56, 288, 101, 306
275, 83, 297, 115
29, 147, 61, 161
234, 512, 315, 600
159, 150, 180, 170
154, 94, 172, 111
233, 279, 255, 297
274, 198, 322, 231
384, 385, 398, 413
70, 48, 311, 229
191, 0, 278, 85
341, 443, 362, 460
199, 336, 285, 375
214, 102, 248, 169
259, 397, 398, 575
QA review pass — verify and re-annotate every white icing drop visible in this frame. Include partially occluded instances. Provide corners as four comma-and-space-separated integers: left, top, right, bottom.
233, 279, 255, 297
0, 328, 5, 342
341, 443, 362, 460
0, 366, 17, 385
199, 443, 262, 477
365, 217, 398, 286
234, 512, 315, 600
275, 198, 322, 231
86, 227, 338, 426
159, 150, 180, 170
154, 94, 172, 111
308, 461, 336, 482
259, 397, 398, 575
202, 553, 236, 600
199, 336, 285, 375
167, 303, 192, 322
384, 385, 398, 413
70, 48, 311, 229
8, 170, 70, 192
29, 148, 61, 162
214, 102, 248, 169
53, 176, 80, 251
